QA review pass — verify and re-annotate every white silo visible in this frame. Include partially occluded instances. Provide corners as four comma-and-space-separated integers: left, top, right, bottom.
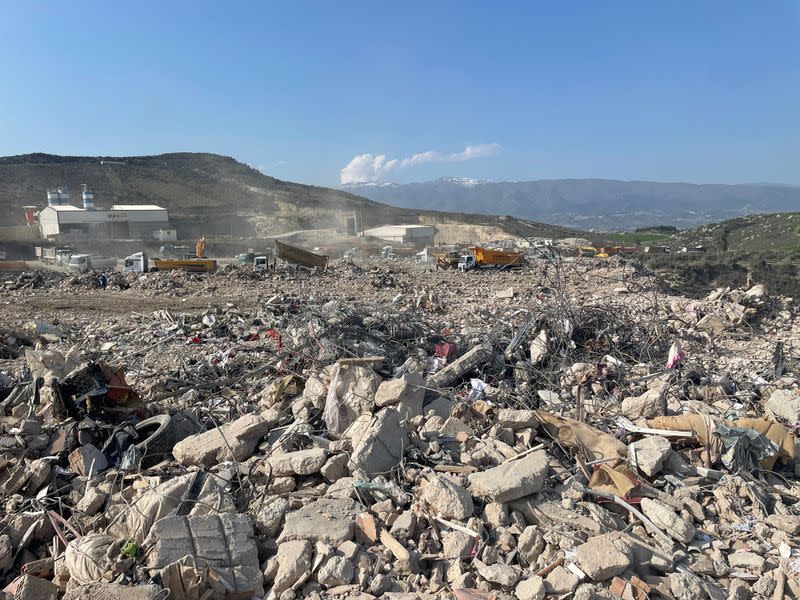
46, 188, 60, 207
58, 187, 70, 206
81, 184, 95, 210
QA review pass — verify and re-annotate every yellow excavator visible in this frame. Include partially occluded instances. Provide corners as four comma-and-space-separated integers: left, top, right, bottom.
153, 236, 217, 272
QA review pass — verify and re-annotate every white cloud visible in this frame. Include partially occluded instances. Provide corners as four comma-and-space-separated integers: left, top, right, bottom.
340, 143, 499, 184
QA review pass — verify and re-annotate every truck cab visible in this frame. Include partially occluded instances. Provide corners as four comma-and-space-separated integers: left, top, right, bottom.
123, 252, 148, 273
254, 255, 271, 271
67, 254, 92, 273
458, 254, 477, 271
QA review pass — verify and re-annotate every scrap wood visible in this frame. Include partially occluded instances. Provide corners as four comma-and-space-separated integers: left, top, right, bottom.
379, 529, 410, 561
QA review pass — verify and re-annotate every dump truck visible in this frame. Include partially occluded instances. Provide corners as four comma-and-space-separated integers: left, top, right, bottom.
67, 255, 118, 273
275, 240, 328, 269
152, 258, 217, 273
458, 246, 525, 271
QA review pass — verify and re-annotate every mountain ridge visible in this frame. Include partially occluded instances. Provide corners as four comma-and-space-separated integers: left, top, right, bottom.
342, 177, 800, 229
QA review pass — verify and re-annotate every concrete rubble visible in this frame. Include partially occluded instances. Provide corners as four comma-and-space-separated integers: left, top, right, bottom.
0, 256, 798, 599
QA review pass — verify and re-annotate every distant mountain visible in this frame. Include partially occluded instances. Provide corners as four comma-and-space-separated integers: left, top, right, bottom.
342, 178, 800, 230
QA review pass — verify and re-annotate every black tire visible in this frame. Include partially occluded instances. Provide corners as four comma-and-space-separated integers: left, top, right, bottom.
134, 414, 175, 457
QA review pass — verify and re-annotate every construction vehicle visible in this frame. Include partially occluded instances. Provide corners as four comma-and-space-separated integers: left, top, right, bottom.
123, 252, 148, 273
195, 236, 206, 258
254, 249, 276, 271
577, 246, 598, 257
152, 258, 217, 272
434, 251, 460, 270
67, 254, 117, 273
237, 252, 255, 264
275, 240, 328, 269
458, 246, 525, 271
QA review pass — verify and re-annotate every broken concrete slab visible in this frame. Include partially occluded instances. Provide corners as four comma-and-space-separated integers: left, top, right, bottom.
420, 475, 474, 520
468, 451, 548, 503
495, 408, 539, 430
427, 344, 494, 389
640, 498, 696, 544
278, 497, 360, 546
68, 444, 108, 476
144, 513, 262, 598
622, 388, 666, 420
268, 447, 327, 476
172, 413, 271, 467
765, 388, 799, 423
629, 435, 672, 477
374, 372, 425, 420
63, 583, 162, 600
271, 539, 312, 596
575, 532, 633, 581
348, 407, 410, 478
517, 575, 546, 600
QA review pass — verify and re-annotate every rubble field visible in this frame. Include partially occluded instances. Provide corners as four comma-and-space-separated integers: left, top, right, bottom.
0, 256, 799, 600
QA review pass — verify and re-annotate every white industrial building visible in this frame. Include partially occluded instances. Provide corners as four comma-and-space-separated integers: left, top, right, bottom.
37, 186, 171, 240
363, 224, 436, 248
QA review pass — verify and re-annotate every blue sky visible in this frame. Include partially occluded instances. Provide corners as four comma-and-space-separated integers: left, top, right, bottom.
1, 1, 798, 186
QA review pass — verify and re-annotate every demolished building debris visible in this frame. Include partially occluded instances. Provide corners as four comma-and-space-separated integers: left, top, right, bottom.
0, 255, 798, 599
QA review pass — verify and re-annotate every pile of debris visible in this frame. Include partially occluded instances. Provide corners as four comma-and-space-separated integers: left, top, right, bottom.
0, 257, 798, 600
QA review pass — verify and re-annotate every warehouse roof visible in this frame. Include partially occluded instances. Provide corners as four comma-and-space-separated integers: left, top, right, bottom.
110, 205, 166, 211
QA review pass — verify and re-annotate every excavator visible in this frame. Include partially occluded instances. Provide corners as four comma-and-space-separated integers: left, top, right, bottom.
152, 236, 217, 272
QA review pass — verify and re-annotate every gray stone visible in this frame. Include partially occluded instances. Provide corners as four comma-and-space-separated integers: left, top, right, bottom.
545, 565, 579, 595
766, 513, 800, 535
316, 555, 354, 588
374, 372, 425, 420
268, 448, 327, 476
728, 579, 751, 600
256, 496, 289, 538
629, 435, 672, 477
144, 513, 262, 598
765, 388, 800, 422
669, 572, 707, 600
63, 583, 162, 600
697, 314, 728, 335
172, 413, 271, 467
443, 530, 474, 559
473, 558, 519, 587
621, 388, 666, 420
439, 416, 474, 438
0, 535, 13, 571
728, 552, 765, 572
517, 526, 545, 563
68, 444, 108, 476
752, 575, 776, 597
575, 532, 632, 581
495, 409, 539, 431
75, 485, 107, 516
468, 451, 548, 503
321, 453, 349, 483
348, 407, 410, 478
278, 497, 360, 546
14, 576, 57, 600
529, 330, 549, 365
273, 540, 312, 596
390, 510, 417, 540
420, 476, 474, 520
640, 498, 695, 543
516, 575, 546, 600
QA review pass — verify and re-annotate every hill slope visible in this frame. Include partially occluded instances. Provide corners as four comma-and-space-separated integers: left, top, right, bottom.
343, 177, 800, 230
0, 153, 585, 241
